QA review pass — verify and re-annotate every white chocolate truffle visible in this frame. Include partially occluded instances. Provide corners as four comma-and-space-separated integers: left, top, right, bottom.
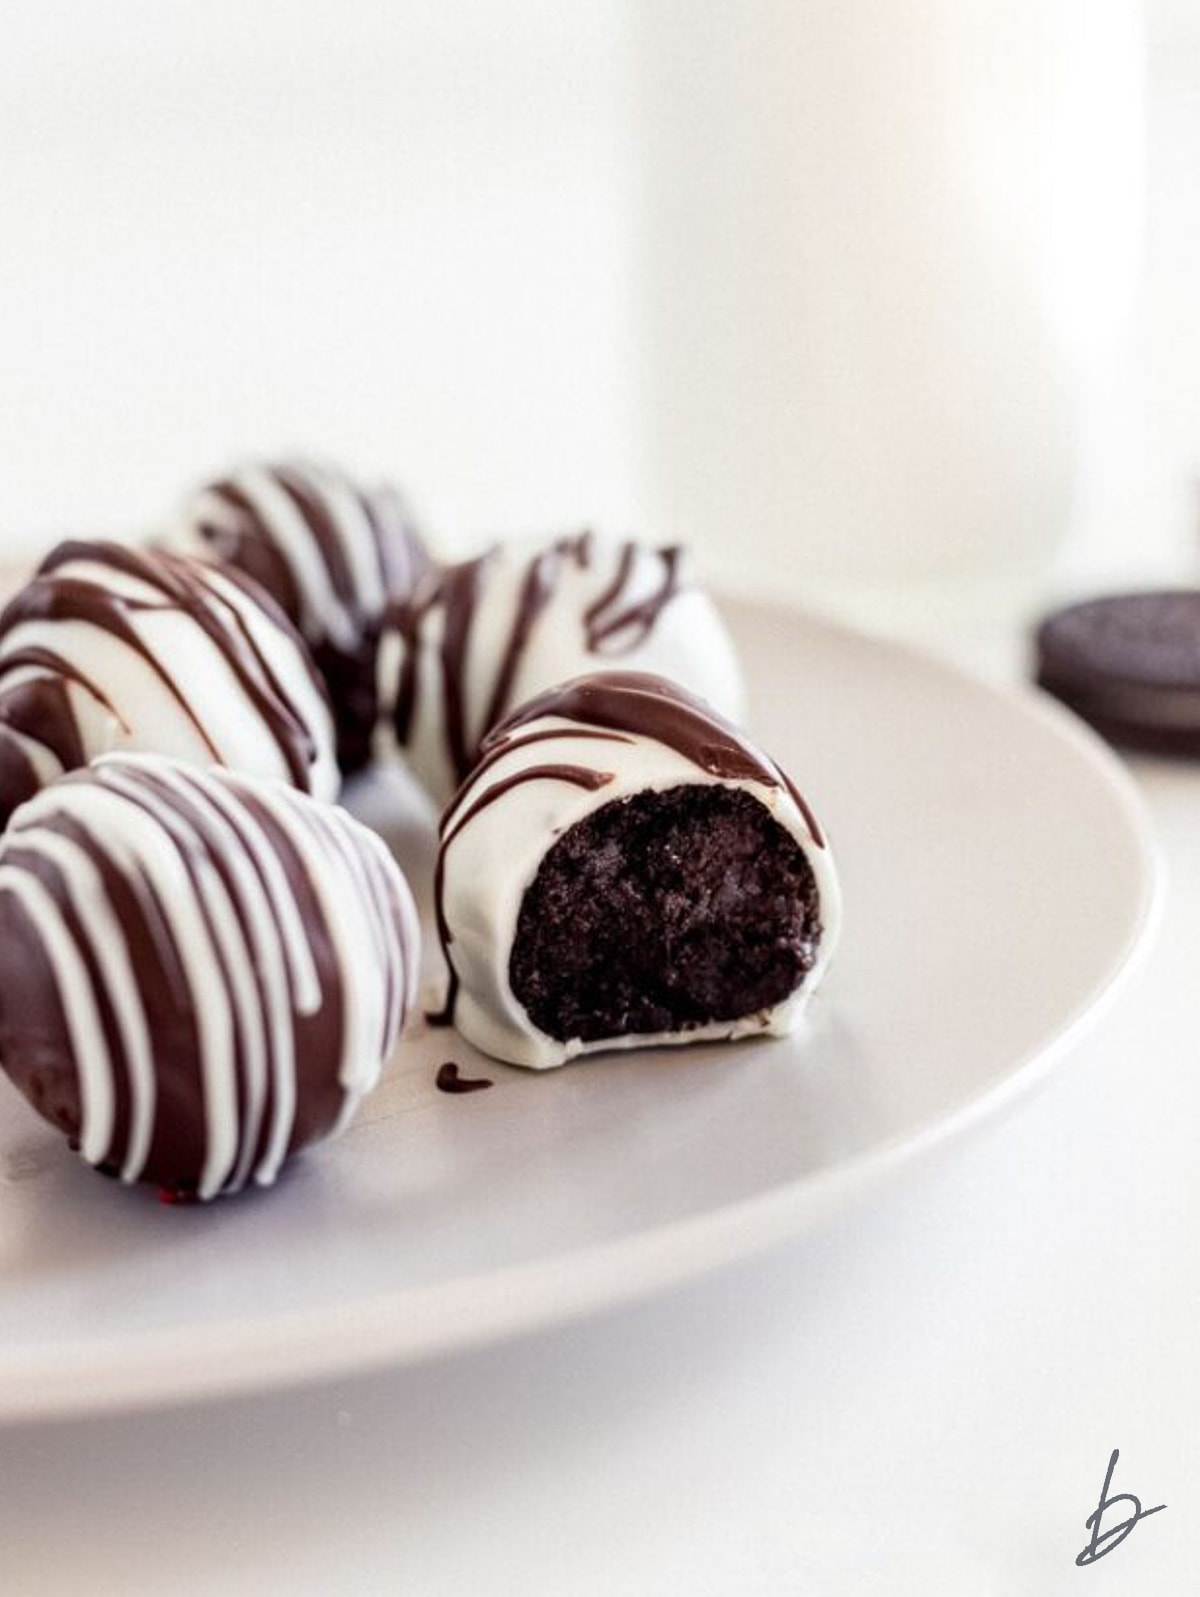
376, 532, 746, 806
163, 457, 430, 772
434, 671, 839, 1069
0, 753, 420, 1199
0, 541, 338, 830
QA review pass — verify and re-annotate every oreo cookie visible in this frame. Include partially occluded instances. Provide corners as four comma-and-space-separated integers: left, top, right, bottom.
1035, 590, 1200, 755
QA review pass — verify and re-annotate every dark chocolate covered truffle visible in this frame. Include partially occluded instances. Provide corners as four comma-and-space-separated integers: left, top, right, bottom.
0, 754, 419, 1199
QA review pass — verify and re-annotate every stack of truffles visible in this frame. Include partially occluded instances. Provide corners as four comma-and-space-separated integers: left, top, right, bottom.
0, 456, 840, 1202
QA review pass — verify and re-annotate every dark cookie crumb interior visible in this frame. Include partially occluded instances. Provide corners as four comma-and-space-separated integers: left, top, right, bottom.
509, 784, 821, 1044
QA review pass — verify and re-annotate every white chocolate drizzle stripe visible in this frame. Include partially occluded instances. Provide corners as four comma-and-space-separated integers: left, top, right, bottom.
0, 754, 419, 1196
5, 827, 157, 1181
90, 773, 241, 1199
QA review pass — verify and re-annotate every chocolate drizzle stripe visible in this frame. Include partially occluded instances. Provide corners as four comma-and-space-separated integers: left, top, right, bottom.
176, 459, 430, 737
129, 764, 308, 1188
59, 810, 194, 1015
216, 471, 357, 648
0, 668, 95, 829
589, 546, 683, 654
425, 986, 458, 1029
301, 801, 406, 1106
0, 731, 46, 828
0, 648, 127, 746
229, 788, 350, 1175
482, 534, 598, 737
200, 482, 304, 623
0, 867, 117, 1163
171, 463, 430, 777
485, 671, 828, 844
483, 549, 556, 736
446, 764, 612, 847
386, 582, 436, 748
92, 770, 258, 1195
582, 539, 637, 644
438, 556, 490, 785
274, 466, 362, 619
2, 568, 222, 763
246, 794, 369, 1101
4, 830, 157, 1180
388, 534, 690, 790
0, 542, 327, 797
440, 726, 634, 837
188, 566, 321, 789
0, 756, 417, 1197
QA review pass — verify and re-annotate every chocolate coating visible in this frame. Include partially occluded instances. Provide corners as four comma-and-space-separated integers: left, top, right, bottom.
435, 670, 839, 1068
490, 671, 826, 845
0, 754, 420, 1199
377, 533, 746, 805
0, 541, 338, 830
165, 458, 431, 773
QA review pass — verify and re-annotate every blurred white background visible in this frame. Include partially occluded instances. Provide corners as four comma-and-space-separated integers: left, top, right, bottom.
0, 1, 639, 553
0, 0, 1196, 608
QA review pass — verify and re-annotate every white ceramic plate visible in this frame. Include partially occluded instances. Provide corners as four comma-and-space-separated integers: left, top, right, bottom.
0, 600, 1160, 1420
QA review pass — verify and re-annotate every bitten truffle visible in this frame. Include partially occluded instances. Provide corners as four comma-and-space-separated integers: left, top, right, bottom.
0, 541, 338, 830
434, 671, 838, 1068
376, 532, 745, 806
164, 457, 430, 774
0, 754, 420, 1199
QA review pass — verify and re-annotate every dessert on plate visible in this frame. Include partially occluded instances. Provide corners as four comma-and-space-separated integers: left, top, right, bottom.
433, 670, 839, 1069
164, 456, 430, 775
0, 540, 338, 829
0, 754, 420, 1199
376, 531, 745, 805
0, 469, 838, 1206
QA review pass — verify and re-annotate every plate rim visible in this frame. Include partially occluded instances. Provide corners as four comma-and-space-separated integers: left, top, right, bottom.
0, 600, 1163, 1422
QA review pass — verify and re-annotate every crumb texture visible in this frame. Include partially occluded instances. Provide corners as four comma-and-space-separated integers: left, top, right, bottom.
509, 784, 821, 1043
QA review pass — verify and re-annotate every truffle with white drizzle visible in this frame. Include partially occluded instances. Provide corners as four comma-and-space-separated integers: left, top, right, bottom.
164, 457, 430, 773
434, 670, 839, 1069
376, 532, 745, 806
0, 540, 339, 831
0, 753, 420, 1200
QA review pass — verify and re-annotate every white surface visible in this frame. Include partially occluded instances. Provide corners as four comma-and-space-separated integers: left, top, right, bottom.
0, 601, 1157, 1428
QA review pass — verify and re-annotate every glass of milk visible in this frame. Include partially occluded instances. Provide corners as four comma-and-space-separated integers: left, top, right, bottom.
632, 0, 1145, 629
